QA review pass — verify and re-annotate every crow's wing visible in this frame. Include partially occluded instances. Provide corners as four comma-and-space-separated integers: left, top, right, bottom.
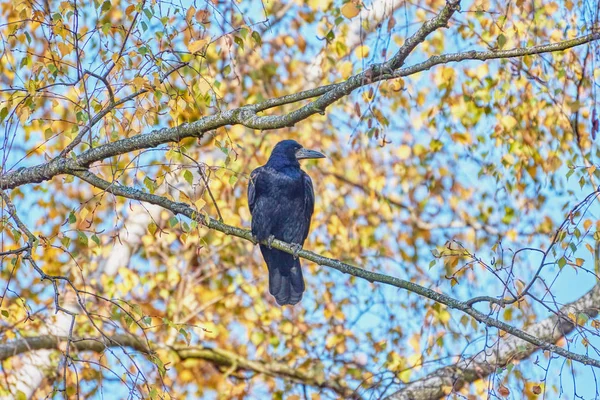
248, 167, 262, 214
302, 171, 315, 242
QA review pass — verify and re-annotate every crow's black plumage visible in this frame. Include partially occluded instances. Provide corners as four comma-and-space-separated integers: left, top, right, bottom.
248, 140, 325, 306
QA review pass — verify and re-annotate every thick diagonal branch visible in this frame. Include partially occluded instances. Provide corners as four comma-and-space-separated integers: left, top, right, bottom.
386, 283, 600, 399
2, 25, 596, 192
70, 169, 600, 369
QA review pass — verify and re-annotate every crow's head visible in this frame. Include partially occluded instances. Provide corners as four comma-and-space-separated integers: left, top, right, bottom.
267, 140, 326, 167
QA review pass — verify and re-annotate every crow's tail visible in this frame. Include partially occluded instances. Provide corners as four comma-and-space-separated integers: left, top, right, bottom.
259, 245, 305, 305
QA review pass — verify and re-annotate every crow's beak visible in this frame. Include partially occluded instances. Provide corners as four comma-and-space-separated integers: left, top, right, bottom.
295, 148, 326, 160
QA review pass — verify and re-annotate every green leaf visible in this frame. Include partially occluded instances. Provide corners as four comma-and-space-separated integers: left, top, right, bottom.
234, 36, 244, 50
251, 31, 262, 46
183, 169, 194, 185
144, 176, 157, 193
497, 34, 506, 49
566, 168, 574, 180
68, 211, 76, 224
77, 231, 88, 247
0, 107, 8, 123
1, 309, 9, 318
326, 30, 335, 42
168, 216, 178, 228
131, 303, 142, 317
179, 328, 190, 345
61, 236, 71, 248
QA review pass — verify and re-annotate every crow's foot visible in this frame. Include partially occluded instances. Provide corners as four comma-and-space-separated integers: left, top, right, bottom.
267, 235, 275, 249
290, 243, 302, 259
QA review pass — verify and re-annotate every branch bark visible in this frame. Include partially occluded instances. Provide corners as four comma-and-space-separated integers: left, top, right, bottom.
1, 30, 595, 191
386, 283, 600, 399
69, 169, 600, 369
0, 334, 358, 398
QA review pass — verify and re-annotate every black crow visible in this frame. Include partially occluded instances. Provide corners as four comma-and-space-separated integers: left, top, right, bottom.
248, 140, 325, 306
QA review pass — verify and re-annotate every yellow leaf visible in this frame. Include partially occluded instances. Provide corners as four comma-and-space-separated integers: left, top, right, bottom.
388, 79, 404, 92
397, 144, 411, 160
194, 198, 206, 210
339, 61, 353, 79
283, 36, 294, 47
408, 334, 420, 353
501, 115, 518, 130
57, 42, 71, 57
451, 132, 471, 145
125, 4, 135, 16
186, 6, 196, 21
341, 2, 360, 19
588, 165, 597, 176
398, 368, 411, 383
188, 39, 207, 53
132, 76, 146, 91
515, 279, 526, 294
354, 45, 369, 60
437, 309, 451, 325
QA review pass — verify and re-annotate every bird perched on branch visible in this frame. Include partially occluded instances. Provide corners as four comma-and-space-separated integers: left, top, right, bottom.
248, 140, 326, 306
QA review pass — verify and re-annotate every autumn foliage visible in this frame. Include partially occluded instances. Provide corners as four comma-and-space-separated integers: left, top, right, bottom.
0, 0, 599, 399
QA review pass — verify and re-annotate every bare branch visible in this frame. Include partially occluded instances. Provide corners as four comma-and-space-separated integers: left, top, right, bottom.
392, 32, 600, 78
83, 69, 115, 105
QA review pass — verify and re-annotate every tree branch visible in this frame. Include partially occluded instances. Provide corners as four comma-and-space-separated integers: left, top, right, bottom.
2, 14, 595, 192
0, 334, 358, 398
391, 32, 600, 79
68, 169, 600, 369
386, 283, 600, 399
